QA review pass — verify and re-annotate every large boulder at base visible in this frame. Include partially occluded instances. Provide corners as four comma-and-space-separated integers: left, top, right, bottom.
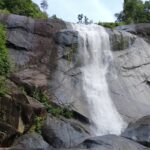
52, 135, 150, 150
122, 116, 150, 147
42, 115, 90, 148
11, 133, 50, 150
76, 135, 150, 150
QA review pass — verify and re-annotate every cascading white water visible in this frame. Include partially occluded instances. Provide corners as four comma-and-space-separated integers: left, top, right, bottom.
71, 24, 126, 136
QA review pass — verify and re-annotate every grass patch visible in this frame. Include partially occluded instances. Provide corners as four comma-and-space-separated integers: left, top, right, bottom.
67, 46, 76, 64
0, 24, 12, 97
0, 9, 10, 14
0, 76, 9, 96
98, 22, 125, 29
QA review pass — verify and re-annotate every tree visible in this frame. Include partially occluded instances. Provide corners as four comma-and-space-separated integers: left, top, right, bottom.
144, 1, 150, 22
77, 14, 93, 24
0, 0, 48, 19
41, 0, 48, 12
115, 11, 124, 22
51, 14, 57, 19
84, 16, 89, 24
77, 14, 83, 23
115, 0, 150, 24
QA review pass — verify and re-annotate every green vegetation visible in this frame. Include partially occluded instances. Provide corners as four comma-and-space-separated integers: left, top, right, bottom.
51, 14, 58, 19
40, 0, 48, 12
32, 88, 73, 118
0, 9, 10, 14
0, 24, 11, 96
34, 116, 43, 134
99, 0, 150, 28
29, 116, 44, 134
0, 0, 48, 19
0, 24, 11, 76
67, 47, 76, 63
77, 14, 93, 24
115, 0, 150, 24
98, 22, 125, 29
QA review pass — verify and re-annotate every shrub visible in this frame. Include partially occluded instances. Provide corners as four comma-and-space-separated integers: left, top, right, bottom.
0, 9, 10, 14
0, 76, 8, 96
32, 88, 73, 118
0, 0, 48, 19
34, 116, 43, 134
29, 116, 44, 134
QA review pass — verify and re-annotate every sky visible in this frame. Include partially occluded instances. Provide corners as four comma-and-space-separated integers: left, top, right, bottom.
32, 0, 146, 23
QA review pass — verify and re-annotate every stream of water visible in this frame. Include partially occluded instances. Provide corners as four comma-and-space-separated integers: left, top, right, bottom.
71, 24, 126, 136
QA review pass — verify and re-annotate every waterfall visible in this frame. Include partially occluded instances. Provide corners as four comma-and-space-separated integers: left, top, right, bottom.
71, 24, 126, 136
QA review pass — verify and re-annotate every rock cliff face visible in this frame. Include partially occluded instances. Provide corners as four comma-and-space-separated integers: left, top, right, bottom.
0, 14, 66, 88
0, 14, 67, 147
107, 27, 150, 122
0, 14, 150, 149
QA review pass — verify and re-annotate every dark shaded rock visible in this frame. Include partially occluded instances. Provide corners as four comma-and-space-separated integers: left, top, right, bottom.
11, 133, 50, 150
0, 80, 47, 146
122, 116, 150, 147
0, 95, 25, 133
55, 30, 78, 46
42, 115, 90, 148
0, 122, 18, 147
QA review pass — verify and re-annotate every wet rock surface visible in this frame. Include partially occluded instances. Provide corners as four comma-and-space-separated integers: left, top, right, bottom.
122, 116, 150, 147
